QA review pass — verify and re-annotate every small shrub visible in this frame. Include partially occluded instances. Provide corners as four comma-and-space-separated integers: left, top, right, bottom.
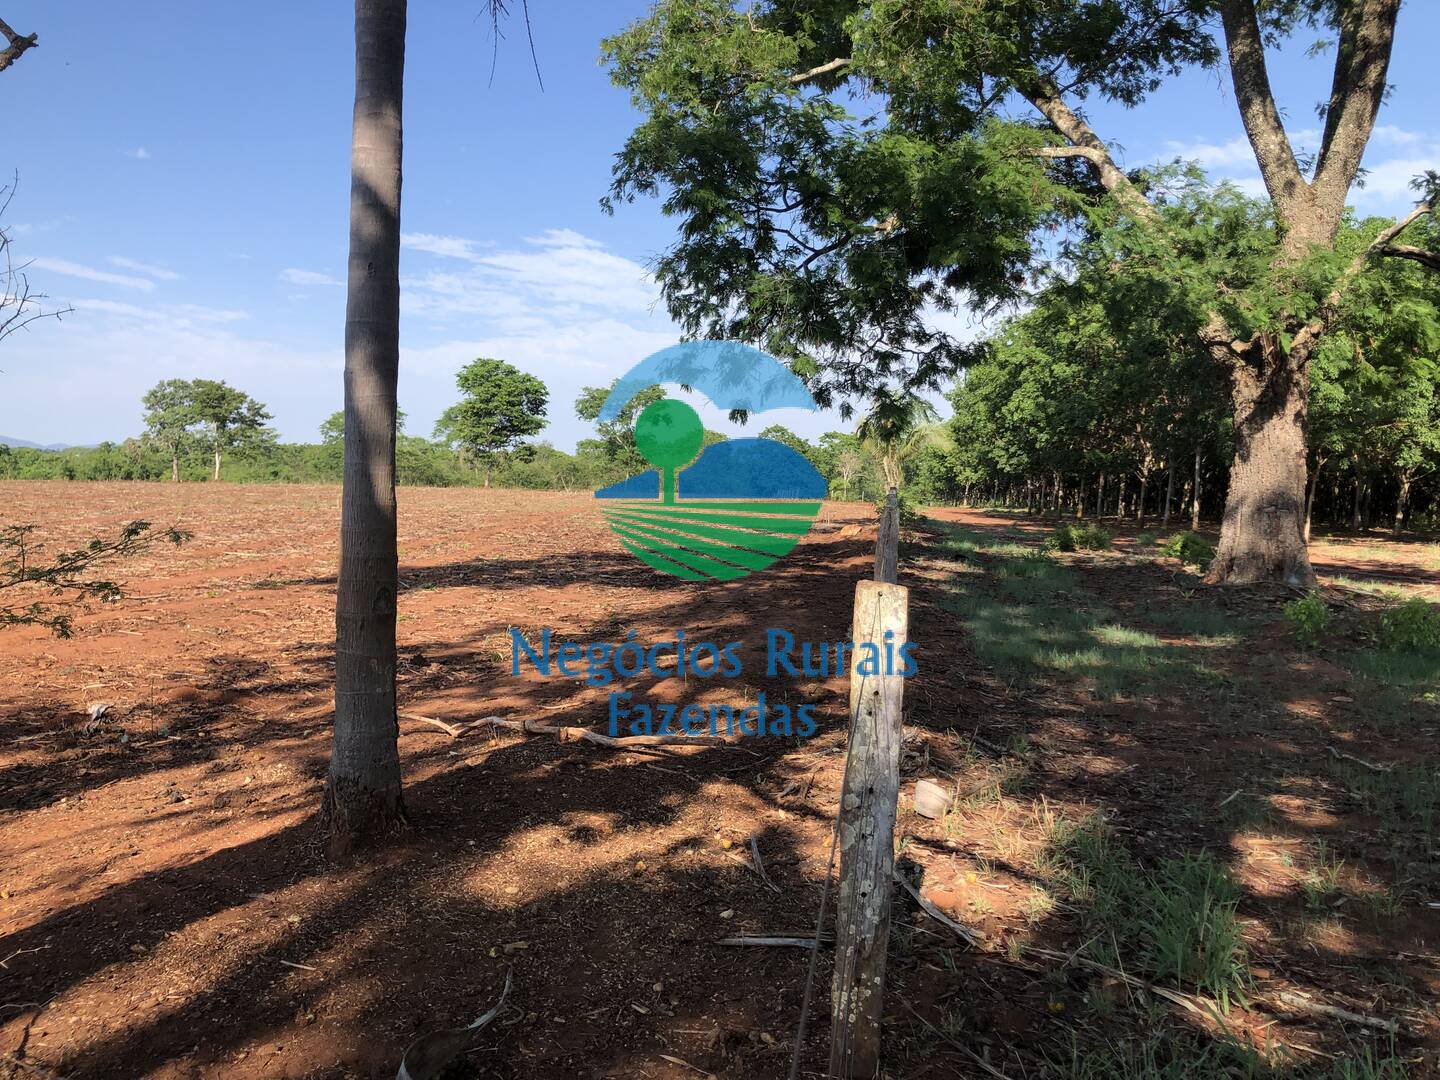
1284, 590, 1329, 647
1044, 523, 1113, 553
1044, 527, 1076, 553
1136, 530, 1157, 547
1162, 530, 1215, 569
1377, 597, 1440, 653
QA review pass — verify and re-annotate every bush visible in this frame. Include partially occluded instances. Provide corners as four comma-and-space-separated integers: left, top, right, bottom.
1044, 523, 1112, 553
1162, 531, 1215, 569
1136, 530, 1157, 547
1284, 590, 1329, 648
1378, 597, 1440, 653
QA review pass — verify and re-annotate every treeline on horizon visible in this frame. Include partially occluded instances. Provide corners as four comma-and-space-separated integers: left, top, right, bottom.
0, 374, 901, 505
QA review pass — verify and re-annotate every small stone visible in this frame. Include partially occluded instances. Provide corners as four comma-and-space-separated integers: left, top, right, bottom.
719, 909, 735, 919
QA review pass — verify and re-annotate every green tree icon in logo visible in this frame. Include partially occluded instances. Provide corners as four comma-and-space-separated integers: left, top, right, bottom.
634, 399, 705, 504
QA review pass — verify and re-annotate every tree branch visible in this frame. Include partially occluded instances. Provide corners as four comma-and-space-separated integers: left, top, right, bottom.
1377, 243, 1440, 272
1312, 0, 1402, 209
1289, 201, 1433, 362
789, 57, 850, 85
1021, 79, 1160, 226
1216, 0, 1308, 214
0, 16, 37, 75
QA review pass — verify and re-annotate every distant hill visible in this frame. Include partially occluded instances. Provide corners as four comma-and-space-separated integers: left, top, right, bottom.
0, 436, 81, 451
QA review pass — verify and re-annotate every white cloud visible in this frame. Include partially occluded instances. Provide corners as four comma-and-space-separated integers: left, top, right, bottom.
1354, 153, 1439, 202
401, 229, 656, 322
400, 233, 490, 261
108, 255, 180, 281
525, 228, 605, 250
27, 257, 155, 291
126, 147, 150, 160
1161, 136, 1255, 169
1371, 125, 1426, 147
280, 268, 342, 286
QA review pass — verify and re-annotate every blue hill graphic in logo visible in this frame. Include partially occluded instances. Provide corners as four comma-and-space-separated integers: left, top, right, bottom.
595, 342, 825, 582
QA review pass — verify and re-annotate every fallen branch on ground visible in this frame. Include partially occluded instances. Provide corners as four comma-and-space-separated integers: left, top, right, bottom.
400, 713, 470, 737
397, 968, 512, 1080
484, 716, 730, 748
893, 869, 984, 948
1271, 990, 1399, 1034
749, 835, 782, 894
1326, 745, 1391, 772
716, 936, 829, 948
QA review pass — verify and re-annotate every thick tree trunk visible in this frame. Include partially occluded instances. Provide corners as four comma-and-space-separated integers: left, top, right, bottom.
326, 0, 408, 853
1206, 351, 1315, 586
171, 455, 179, 483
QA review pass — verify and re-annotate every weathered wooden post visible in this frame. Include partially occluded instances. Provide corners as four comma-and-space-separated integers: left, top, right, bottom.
829, 577, 908, 1078
874, 488, 899, 585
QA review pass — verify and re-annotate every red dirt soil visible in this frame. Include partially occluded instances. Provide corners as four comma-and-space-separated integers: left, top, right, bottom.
1, 485, 1436, 1078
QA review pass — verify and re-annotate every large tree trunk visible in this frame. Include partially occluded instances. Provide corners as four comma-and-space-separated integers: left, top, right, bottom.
171, 455, 179, 483
1206, 350, 1315, 586
325, 0, 408, 853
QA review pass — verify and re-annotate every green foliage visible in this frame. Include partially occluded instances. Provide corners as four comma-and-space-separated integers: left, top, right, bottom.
1377, 597, 1440, 653
1045, 523, 1113, 552
2, 521, 190, 637
1283, 591, 1330, 648
141, 378, 273, 478
1163, 531, 1215, 569
432, 358, 548, 480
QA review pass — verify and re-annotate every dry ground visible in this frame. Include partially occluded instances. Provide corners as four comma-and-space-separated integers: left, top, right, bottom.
0, 483, 1437, 1079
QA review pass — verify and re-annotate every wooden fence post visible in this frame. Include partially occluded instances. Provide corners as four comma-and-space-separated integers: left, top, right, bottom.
829, 578, 908, 1078
874, 488, 899, 585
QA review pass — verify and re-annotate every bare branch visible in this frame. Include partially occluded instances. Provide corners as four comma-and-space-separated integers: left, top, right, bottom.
1377, 243, 1440, 272
1022, 79, 1160, 226
1, 174, 74, 344
1216, 0, 1308, 215
1028, 146, 1109, 167
0, 15, 38, 74
789, 57, 850, 85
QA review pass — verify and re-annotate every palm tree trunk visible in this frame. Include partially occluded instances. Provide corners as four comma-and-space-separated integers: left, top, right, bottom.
326, 0, 408, 852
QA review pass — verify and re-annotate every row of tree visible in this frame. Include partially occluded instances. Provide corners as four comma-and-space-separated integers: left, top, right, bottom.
929, 181, 1440, 537
2, 362, 900, 502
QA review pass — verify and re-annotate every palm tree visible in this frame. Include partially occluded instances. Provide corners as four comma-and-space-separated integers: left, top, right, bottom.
326, 0, 409, 850
855, 391, 947, 494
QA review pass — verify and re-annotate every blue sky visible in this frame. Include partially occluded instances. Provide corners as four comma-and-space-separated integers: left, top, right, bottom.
2, 1, 1436, 451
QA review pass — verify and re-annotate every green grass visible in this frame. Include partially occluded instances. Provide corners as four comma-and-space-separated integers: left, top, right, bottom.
939, 529, 1226, 701
1142, 601, 1245, 645
1330, 759, 1439, 836
1035, 815, 1250, 1009
1047, 1031, 1411, 1080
